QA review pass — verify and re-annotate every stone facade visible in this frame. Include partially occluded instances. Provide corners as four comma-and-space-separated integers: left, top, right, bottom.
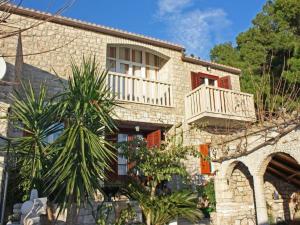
1, 6, 299, 225
214, 127, 300, 225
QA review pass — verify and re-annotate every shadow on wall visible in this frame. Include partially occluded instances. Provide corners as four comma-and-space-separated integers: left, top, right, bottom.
0, 62, 68, 105
21, 63, 68, 97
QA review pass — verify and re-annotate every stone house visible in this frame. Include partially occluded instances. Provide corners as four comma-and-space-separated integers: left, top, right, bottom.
0, 5, 299, 225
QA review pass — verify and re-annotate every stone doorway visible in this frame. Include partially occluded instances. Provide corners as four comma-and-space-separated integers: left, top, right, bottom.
263, 153, 300, 224
229, 162, 256, 225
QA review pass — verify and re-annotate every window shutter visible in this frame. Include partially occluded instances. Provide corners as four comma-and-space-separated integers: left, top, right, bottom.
199, 144, 211, 174
218, 76, 232, 89
105, 134, 118, 180
147, 130, 161, 148
191, 72, 201, 90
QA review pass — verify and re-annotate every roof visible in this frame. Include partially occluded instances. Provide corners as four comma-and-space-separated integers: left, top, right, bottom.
1, 4, 242, 75
182, 56, 241, 75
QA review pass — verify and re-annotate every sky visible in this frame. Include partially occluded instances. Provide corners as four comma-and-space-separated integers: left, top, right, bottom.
21, 0, 266, 60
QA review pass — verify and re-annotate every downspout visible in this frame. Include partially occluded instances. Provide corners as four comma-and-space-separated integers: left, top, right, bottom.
0, 140, 11, 225
1, 172, 8, 225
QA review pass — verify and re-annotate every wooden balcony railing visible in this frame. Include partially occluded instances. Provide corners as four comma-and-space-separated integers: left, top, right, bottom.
107, 72, 172, 107
185, 85, 256, 124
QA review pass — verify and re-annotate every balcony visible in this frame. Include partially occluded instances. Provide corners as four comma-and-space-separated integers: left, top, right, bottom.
185, 85, 256, 126
107, 72, 172, 107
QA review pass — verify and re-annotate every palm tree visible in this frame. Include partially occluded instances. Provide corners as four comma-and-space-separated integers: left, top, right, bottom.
10, 82, 62, 196
45, 57, 117, 225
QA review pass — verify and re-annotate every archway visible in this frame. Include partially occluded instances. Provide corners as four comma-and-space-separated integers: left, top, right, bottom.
262, 153, 300, 224
228, 162, 256, 224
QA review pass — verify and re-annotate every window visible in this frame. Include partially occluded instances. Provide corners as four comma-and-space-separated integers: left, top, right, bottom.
132, 49, 142, 63
208, 79, 215, 86
118, 134, 128, 176
133, 65, 142, 77
107, 59, 116, 72
120, 63, 129, 75
117, 133, 143, 176
108, 46, 116, 58
107, 46, 165, 80
191, 72, 219, 90
119, 47, 130, 61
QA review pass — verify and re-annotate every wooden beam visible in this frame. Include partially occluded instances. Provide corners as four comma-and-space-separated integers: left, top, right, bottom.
269, 159, 300, 177
267, 167, 300, 187
275, 153, 300, 168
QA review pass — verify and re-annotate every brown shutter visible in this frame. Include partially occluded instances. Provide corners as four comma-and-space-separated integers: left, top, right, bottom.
200, 144, 211, 174
105, 134, 118, 180
147, 130, 161, 148
191, 72, 201, 90
218, 76, 232, 89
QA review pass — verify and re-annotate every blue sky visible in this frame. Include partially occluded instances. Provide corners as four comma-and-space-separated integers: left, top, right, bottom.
21, 0, 266, 59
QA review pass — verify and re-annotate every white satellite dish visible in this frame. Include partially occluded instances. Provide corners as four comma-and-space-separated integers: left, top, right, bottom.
0, 56, 6, 80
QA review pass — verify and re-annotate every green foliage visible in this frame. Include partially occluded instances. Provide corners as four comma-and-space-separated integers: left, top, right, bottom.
119, 137, 203, 225
210, 0, 300, 116
9, 82, 62, 196
94, 203, 137, 225
197, 180, 216, 212
9, 57, 117, 221
45, 57, 117, 210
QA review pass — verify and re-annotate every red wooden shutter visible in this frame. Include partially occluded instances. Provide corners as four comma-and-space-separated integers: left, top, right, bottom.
147, 130, 161, 148
191, 72, 201, 90
218, 76, 232, 89
200, 144, 211, 174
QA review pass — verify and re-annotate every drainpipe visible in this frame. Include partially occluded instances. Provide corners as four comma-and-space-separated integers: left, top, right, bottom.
0, 139, 11, 225
0, 172, 8, 225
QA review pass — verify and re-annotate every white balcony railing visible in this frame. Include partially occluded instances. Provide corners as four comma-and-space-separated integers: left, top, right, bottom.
107, 72, 172, 107
185, 85, 256, 124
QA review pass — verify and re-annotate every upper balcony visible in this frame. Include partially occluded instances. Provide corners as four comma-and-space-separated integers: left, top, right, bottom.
107, 72, 172, 107
185, 85, 256, 126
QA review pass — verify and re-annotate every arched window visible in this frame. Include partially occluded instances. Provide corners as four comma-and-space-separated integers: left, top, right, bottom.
107, 45, 166, 80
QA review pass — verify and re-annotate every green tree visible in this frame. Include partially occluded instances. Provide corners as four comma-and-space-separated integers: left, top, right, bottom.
9, 83, 62, 198
9, 57, 117, 225
210, 0, 300, 102
120, 136, 203, 225
45, 57, 117, 224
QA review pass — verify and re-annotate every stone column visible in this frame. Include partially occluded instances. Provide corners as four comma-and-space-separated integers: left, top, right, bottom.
253, 175, 269, 225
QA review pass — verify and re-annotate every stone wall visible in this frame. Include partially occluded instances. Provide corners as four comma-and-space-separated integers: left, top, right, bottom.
1, 12, 241, 128
214, 127, 300, 225
215, 163, 256, 225
264, 173, 299, 222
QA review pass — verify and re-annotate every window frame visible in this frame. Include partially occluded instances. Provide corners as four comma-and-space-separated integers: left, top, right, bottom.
107, 46, 163, 80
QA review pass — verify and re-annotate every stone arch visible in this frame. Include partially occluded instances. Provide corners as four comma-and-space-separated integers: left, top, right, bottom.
257, 150, 300, 177
217, 160, 256, 225
220, 159, 253, 181
258, 151, 300, 223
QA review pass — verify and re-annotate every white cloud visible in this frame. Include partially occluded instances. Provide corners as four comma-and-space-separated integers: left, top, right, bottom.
169, 9, 230, 58
157, 0, 192, 15
156, 0, 231, 59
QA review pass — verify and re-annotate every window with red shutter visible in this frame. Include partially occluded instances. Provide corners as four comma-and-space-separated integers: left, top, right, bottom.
218, 76, 232, 90
191, 72, 204, 90
191, 72, 219, 89
199, 144, 211, 175
147, 130, 161, 148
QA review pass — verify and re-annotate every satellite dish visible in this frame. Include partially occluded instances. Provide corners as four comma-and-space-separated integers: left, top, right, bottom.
0, 57, 6, 80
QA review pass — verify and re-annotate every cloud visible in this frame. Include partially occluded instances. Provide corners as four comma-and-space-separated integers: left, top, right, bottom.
156, 0, 231, 59
157, 0, 192, 15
